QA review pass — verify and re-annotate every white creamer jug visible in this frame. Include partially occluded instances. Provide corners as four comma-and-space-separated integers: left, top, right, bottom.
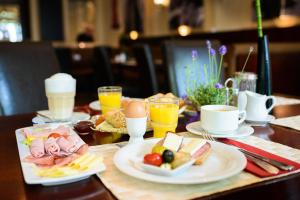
245, 91, 276, 121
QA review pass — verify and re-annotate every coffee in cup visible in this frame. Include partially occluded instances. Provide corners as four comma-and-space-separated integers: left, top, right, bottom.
45, 73, 76, 121
201, 105, 246, 133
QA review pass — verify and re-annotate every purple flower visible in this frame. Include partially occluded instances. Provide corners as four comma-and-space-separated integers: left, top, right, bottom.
206, 40, 211, 49
215, 83, 223, 89
191, 50, 198, 60
209, 48, 216, 56
218, 45, 227, 56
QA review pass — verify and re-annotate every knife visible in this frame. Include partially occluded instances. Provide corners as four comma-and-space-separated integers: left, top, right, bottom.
238, 148, 294, 171
246, 154, 280, 174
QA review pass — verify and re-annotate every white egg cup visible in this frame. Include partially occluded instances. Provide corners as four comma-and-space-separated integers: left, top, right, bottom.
125, 117, 147, 144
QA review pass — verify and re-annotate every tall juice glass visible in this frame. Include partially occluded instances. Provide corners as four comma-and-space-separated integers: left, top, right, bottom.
149, 97, 179, 138
98, 86, 122, 114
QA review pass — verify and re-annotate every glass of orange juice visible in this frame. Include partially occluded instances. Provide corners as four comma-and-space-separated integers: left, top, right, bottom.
98, 86, 122, 114
149, 97, 179, 138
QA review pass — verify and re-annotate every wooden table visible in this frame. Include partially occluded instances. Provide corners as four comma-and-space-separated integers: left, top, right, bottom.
1, 104, 300, 200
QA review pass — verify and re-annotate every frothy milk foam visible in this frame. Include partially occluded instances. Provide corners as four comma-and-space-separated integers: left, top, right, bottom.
45, 73, 76, 120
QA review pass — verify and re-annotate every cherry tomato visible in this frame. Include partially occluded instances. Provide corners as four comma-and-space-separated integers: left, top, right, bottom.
48, 133, 62, 139
143, 153, 163, 166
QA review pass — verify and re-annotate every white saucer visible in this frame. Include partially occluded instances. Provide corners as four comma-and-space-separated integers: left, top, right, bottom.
245, 115, 275, 125
186, 121, 254, 138
89, 101, 101, 111
32, 112, 90, 124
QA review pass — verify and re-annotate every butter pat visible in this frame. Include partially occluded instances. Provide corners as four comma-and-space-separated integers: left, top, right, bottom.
180, 139, 206, 156
162, 132, 183, 152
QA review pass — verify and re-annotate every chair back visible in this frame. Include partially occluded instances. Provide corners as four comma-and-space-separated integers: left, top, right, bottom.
93, 46, 114, 86
0, 42, 59, 115
163, 40, 221, 97
133, 44, 159, 97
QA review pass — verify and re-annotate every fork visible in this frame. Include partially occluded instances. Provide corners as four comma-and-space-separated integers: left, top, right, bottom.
199, 129, 293, 172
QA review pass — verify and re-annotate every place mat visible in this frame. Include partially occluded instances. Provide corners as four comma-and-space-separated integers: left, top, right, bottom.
270, 115, 300, 131
90, 134, 300, 200
275, 96, 300, 106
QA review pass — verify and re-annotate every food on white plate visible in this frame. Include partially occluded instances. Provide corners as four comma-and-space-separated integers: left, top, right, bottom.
180, 138, 211, 165
30, 138, 45, 158
44, 137, 60, 155
35, 153, 103, 178
124, 100, 147, 118
143, 132, 211, 170
21, 125, 102, 178
161, 132, 183, 152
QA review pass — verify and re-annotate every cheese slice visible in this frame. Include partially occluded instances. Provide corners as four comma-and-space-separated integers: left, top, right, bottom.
162, 132, 183, 152
180, 139, 207, 156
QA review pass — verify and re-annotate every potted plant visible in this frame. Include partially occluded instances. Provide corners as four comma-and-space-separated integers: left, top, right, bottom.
185, 41, 228, 108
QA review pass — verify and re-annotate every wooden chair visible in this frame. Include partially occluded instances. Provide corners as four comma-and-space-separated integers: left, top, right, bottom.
0, 42, 59, 115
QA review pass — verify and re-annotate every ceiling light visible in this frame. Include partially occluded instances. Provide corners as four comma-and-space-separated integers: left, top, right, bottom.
129, 30, 139, 40
178, 25, 192, 37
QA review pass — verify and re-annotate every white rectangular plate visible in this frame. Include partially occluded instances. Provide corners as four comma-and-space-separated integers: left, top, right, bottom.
15, 125, 105, 186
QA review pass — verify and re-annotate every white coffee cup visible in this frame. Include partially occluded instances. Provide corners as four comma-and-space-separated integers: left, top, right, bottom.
245, 91, 276, 121
45, 73, 76, 121
201, 105, 246, 133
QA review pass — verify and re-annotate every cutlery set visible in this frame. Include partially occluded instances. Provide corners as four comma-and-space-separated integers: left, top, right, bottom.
199, 130, 294, 174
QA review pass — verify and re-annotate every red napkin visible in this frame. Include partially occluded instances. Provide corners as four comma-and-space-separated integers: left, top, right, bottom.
219, 138, 300, 177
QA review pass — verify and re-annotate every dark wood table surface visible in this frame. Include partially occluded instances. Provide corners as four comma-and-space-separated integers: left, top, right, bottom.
1, 104, 300, 200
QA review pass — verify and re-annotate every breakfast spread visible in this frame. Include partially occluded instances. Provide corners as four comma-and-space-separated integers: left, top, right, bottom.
143, 132, 211, 170
21, 125, 103, 178
93, 93, 185, 133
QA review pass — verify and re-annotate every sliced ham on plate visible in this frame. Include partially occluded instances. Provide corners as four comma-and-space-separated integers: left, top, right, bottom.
44, 137, 60, 155
57, 137, 77, 154
30, 138, 45, 158
76, 144, 89, 155
24, 155, 55, 166
54, 153, 81, 167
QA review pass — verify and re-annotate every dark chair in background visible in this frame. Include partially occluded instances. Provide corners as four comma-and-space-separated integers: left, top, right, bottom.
163, 40, 221, 97
93, 46, 114, 87
132, 44, 159, 97
0, 42, 59, 116
55, 47, 72, 74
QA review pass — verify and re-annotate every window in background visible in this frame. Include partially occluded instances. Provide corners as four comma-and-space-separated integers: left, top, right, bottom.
0, 5, 23, 42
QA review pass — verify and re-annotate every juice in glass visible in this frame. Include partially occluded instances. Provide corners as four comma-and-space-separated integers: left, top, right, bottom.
98, 86, 122, 114
149, 97, 179, 138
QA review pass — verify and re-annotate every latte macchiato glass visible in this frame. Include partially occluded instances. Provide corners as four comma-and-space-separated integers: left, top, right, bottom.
45, 73, 76, 121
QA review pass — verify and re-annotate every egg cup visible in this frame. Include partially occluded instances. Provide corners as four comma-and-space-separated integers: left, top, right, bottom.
125, 117, 147, 144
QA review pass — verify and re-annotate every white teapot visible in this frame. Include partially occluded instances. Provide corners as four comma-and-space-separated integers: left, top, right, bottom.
244, 91, 276, 121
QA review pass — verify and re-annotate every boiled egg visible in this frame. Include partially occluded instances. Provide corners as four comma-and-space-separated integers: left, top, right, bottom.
124, 100, 147, 118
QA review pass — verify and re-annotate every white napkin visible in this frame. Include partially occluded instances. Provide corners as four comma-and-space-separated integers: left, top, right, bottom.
275, 96, 300, 106
270, 115, 300, 131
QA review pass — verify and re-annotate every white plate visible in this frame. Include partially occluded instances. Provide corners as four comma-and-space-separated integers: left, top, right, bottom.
32, 112, 90, 124
15, 125, 105, 186
88, 97, 144, 111
186, 121, 254, 138
134, 158, 196, 177
113, 138, 246, 184
89, 101, 101, 111
246, 115, 275, 125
